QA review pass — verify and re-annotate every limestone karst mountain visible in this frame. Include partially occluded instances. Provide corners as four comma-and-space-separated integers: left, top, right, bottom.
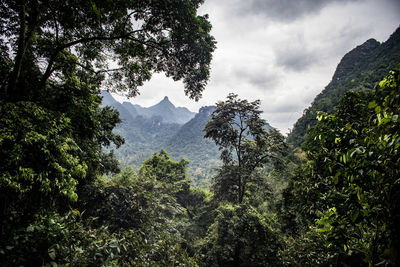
288, 26, 400, 146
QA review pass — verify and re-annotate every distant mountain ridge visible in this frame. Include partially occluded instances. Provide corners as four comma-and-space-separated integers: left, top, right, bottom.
288, 26, 400, 146
100, 92, 220, 187
101, 92, 196, 125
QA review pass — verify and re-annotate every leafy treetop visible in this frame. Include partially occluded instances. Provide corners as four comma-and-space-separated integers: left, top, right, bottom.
204, 93, 286, 203
0, 0, 216, 102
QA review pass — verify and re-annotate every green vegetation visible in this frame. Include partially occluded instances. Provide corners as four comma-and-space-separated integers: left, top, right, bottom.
280, 67, 400, 265
288, 28, 400, 146
1, 0, 399, 265
204, 93, 286, 203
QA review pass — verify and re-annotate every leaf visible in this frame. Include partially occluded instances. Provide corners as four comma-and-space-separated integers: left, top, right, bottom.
90, 0, 102, 17
351, 210, 359, 222
368, 101, 377, 109
48, 248, 56, 260
333, 172, 340, 185
71, 209, 80, 216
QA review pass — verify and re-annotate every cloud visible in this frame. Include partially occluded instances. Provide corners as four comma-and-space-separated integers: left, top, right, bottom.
232, 67, 281, 90
274, 34, 318, 71
239, 0, 361, 22
115, 0, 400, 135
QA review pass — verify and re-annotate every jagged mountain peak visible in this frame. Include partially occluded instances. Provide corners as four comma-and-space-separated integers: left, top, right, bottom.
154, 96, 175, 109
101, 92, 195, 124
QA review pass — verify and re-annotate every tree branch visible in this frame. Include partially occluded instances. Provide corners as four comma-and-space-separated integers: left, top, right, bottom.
37, 29, 155, 91
8, 2, 26, 95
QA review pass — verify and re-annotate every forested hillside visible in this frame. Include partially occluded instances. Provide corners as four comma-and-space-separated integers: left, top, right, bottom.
101, 92, 221, 186
1, 0, 399, 266
288, 27, 400, 146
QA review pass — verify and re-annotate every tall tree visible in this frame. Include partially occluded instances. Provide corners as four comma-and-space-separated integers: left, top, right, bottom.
0, 0, 215, 259
0, 0, 216, 102
204, 94, 286, 203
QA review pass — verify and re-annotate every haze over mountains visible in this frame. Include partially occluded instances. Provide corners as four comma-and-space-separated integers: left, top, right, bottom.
101, 92, 220, 186
101, 92, 196, 125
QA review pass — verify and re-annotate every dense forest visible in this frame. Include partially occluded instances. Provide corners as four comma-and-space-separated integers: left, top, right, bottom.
1, 0, 399, 266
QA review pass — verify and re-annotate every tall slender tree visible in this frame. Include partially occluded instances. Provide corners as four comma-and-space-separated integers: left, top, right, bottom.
204, 94, 286, 203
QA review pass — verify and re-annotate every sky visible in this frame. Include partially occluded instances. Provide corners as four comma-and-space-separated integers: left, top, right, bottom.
112, 0, 400, 135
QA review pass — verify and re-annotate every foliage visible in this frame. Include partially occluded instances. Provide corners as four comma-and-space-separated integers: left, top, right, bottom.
139, 150, 189, 184
0, 0, 215, 265
288, 27, 400, 146
282, 67, 400, 265
279, 228, 345, 266
0, 102, 85, 202
204, 93, 287, 203
0, 210, 196, 266
0, 102, 87, 238
0, 0, 216, 102
196, 204, 282, 267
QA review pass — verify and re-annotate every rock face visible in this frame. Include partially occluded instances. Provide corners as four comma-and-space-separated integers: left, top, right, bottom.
288, 26, 400, 146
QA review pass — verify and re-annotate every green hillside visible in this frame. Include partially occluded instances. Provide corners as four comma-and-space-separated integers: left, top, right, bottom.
110, 104, 220, 187
288, 26, 400, 146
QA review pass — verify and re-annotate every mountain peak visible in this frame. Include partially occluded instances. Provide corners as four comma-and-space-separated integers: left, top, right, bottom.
157, 96, 173, 107
331, 38, 380, 82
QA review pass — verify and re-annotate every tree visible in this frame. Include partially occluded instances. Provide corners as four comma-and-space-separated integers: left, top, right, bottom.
204, 94, 286, 203
0, 1, 215, 264
196, 204, 282, 267
139, 150, 188, 183
0, 0, 215, 209
0, 0, 216, 102
282, 67, 400, 265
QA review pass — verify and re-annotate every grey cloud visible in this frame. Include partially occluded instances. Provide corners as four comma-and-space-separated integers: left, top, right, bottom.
276, 49, 316, 71
264, 102, 305, 113
274, 33, 319, 71
237, 0, 361, 22
233, 67, 280, 90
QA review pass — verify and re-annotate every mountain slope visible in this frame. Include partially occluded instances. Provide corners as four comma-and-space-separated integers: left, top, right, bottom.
166, 106, 220, 187
100, 91, 134, 125
100, 93, 218, 185
288, 26, 400, 146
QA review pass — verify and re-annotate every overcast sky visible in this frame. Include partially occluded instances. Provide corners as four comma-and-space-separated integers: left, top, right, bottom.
112, 0, 400, 134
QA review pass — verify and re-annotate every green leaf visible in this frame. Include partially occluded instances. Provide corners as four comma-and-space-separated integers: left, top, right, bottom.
351, 210, 359, 222
333, 172, 340, 184
48, 248, 56, 260
368, 101, 377, 109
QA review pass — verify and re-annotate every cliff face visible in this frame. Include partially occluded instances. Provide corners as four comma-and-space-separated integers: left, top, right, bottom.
288, 26, 400, 147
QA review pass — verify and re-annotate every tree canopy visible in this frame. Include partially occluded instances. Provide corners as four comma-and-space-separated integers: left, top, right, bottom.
281, 66, 400, 265
0, 1, 216, 265
204, 93, 287, 203
0, 0, 216, 102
